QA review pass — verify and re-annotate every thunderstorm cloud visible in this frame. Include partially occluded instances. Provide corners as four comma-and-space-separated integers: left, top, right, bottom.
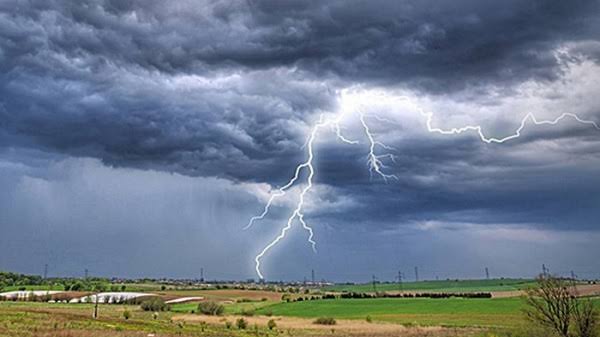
1, 0, 599, 281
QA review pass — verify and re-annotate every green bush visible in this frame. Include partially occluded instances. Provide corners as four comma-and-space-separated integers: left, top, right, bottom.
313, 317, 336, 325
366, 315, 372, 323
140, 298, 169, 312
123, 310, 131, 320
236, 318, 248, 330
197, 301, 224, 316
267, 319, 277, 330
240, 309, 255, 316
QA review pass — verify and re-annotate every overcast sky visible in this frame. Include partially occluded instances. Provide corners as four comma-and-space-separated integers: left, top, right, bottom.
1, 0, 600, 282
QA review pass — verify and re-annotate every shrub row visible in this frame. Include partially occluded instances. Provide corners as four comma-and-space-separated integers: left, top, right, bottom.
197, 301, 224, 315
140, 298, 170, 311
339, 291, 492, 299
342, 291, 492, 299
313, 317, 336, 325
281, 291, 492, 302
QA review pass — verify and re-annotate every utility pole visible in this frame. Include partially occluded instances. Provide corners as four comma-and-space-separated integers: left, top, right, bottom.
84, 269, 89, 280
414, 266, 419, 282
200, 268, 204, 282
485, 267, 490, 280
311, 269, 315, 285
43, 264, 48, 280
571, 270, 576, 280
93, 293, 99, 319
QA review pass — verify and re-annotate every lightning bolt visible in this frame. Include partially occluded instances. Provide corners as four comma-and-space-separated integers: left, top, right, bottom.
246, 90, 600, 280
422, 111, 600, 143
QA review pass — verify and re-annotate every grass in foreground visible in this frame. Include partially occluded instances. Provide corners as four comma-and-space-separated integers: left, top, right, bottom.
0, 301, 487, 337
0, 302, 272, 337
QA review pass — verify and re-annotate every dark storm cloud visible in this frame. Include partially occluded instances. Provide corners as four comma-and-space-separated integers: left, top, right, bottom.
309, 131, 600, 232
0, 0, 600, 252
246, 0, 600, 91
2, 0, 600, 183
4, 1, 599, 87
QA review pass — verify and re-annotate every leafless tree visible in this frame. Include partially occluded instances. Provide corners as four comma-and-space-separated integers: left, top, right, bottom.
573, 295, 598, 337
524, 275, 598, 337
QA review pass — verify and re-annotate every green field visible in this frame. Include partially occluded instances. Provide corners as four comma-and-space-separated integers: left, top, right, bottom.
324, 278, 536, 293
255, 297, 600, 328
1, 284, 66, 292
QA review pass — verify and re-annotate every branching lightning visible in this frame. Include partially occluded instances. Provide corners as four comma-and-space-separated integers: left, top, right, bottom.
422, 111, 600, 143
246, 90, 600, 280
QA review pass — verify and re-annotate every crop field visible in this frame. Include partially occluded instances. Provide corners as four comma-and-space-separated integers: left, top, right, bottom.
324, 278, 537, 293
256, 297, 525, 327
256, 297, 600, 328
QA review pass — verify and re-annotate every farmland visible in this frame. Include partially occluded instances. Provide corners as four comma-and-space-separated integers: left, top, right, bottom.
256, 297, 525, 327
324, 278, 537, 293
1, 275, 600, 337
255, 296, 600, 328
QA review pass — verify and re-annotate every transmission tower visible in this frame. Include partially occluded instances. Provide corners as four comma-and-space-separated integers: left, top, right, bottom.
397, 271, 403, 292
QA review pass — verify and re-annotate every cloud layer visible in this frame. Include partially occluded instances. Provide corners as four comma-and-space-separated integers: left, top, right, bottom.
1, 0, 599, 279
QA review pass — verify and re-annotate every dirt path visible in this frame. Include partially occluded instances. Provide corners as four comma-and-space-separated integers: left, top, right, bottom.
173, 314, 477, 336
491, 283, 600, 298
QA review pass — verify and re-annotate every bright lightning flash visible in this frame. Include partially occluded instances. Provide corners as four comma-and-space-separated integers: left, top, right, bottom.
246, 89, 600, 280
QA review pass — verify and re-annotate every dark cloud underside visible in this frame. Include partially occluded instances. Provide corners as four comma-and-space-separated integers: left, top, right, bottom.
0, 0, 600, 279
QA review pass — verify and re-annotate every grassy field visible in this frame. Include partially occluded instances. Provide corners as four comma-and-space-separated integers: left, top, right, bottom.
255, 297, 600, 328
0, 301, 485, 337
0, 301, 273, 337
324, 278, 536, 293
